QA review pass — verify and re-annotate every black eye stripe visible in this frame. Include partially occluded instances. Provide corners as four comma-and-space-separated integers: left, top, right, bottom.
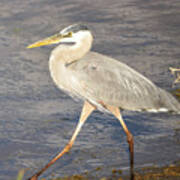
64, 24, 89, 34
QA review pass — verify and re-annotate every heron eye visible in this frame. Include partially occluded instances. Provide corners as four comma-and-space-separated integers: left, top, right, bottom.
67, 32, 72, 37
63, 32, 72, 38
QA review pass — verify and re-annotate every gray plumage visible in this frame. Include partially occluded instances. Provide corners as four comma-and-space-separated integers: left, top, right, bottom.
47, 24, 180, 114
68, 52, 180, 113
27, 24, 180, 180
28, 23, 180, 113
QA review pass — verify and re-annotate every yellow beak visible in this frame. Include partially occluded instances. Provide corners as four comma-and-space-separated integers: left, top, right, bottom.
27, 33, 70, 48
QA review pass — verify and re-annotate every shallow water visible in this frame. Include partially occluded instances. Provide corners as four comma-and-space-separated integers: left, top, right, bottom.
0, 0, 180, 179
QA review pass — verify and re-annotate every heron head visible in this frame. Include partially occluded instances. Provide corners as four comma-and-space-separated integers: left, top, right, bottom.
27, 24, 92, 48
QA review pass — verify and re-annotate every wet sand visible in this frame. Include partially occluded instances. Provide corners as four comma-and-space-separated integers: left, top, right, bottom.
38, 161, 180, 180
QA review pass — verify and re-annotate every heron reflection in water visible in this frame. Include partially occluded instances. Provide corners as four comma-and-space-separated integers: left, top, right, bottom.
27, 24, 180, 180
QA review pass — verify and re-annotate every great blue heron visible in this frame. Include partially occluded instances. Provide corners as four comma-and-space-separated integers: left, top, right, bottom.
27, 24, 180, 180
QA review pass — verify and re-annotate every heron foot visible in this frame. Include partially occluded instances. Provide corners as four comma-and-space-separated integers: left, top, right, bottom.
27, 174, 38, 180
126, 132, 134, 180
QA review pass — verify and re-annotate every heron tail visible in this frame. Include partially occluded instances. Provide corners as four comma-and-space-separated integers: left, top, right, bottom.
159, 88, 180, 114
171, 88, 180, 102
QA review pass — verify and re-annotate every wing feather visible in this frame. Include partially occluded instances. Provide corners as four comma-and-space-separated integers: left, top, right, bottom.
69, 52, 178, 111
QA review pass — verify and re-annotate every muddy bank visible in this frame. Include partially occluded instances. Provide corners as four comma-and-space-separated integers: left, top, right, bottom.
48, 161, 180, 180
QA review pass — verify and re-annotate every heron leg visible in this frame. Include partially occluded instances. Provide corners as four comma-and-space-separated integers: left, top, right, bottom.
28, 101, 96, 180
106, 105, 134, 180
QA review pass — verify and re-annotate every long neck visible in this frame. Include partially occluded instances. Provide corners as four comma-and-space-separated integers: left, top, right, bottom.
51, 32, 93, 64
49, 32, 93, 89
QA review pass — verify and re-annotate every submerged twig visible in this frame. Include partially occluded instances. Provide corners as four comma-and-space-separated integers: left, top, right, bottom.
169, 67, 180, 87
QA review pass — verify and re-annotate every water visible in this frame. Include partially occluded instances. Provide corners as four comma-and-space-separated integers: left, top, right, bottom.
0, 0, 180, 179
